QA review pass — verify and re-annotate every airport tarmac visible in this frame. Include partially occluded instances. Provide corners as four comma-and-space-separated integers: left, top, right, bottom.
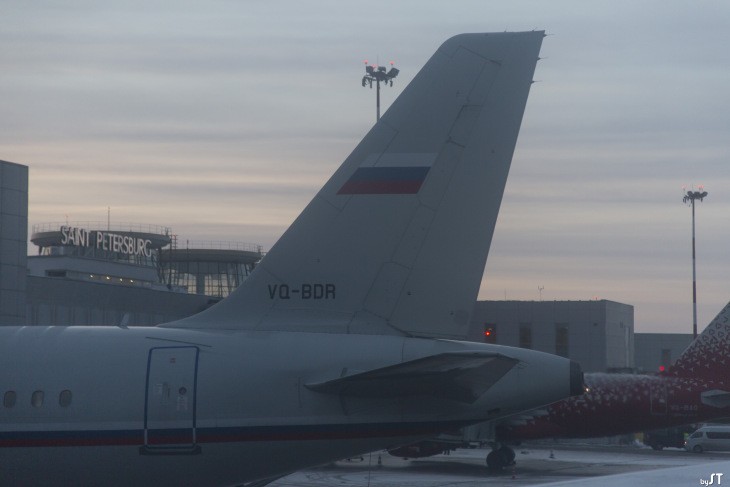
269, 444, 730, 486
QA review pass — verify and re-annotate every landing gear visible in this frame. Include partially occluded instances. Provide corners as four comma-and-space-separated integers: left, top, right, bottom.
486, 445, 516, 470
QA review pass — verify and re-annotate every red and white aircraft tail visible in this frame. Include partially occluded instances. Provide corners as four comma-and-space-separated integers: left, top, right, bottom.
667, 302, 730, 383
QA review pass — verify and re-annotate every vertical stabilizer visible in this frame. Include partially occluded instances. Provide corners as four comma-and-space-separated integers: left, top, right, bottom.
166, 32, 544, 337
667, 302, 730, 382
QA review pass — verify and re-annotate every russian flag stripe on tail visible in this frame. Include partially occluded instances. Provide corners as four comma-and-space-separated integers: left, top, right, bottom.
337, 166, 431, 195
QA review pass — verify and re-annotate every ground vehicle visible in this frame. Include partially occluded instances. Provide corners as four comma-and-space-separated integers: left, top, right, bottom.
685, 426, 730, 453
644, 426, 692, 450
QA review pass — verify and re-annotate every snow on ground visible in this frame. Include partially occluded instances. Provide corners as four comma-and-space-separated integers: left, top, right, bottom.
541, 460, 730, 487
270, 445, 730, 487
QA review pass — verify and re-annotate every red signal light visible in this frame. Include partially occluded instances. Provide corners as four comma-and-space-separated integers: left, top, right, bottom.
483, 326, 496, 343
659, 365, 666, 372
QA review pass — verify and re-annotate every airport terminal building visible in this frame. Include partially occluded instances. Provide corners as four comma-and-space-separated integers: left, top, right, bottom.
1, 159, 264, 327
1, 159, 691, 372
26, 222, 263, 327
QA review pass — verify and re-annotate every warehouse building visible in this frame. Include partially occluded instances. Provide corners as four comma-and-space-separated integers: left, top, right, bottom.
469, 300, 634, 373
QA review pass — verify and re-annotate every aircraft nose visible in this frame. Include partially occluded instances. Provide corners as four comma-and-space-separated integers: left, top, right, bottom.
570, 361, 585, 396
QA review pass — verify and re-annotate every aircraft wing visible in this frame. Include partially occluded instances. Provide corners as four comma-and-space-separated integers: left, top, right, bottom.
305, 352, 519, 404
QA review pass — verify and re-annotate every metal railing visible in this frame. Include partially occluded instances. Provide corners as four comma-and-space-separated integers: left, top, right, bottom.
177, 240, 264, 254
32, 221, 171, 236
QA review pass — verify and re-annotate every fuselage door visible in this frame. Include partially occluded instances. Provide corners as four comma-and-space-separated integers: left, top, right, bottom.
142, 346, 201, 455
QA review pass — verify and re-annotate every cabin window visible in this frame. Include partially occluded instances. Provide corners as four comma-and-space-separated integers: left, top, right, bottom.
31, 390, 44, 408
3, 391, 16, 408
707, 431, 730, 440
59, 390, 72, 407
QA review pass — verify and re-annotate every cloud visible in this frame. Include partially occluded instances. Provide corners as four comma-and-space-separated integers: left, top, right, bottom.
4, 0, 730, 333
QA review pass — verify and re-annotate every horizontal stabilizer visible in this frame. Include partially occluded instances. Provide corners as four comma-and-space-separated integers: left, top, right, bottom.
701, 389, 730, 408
305, 352, 519, 404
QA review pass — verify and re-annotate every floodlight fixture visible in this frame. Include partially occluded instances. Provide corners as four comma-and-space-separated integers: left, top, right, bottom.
362, 60, 399, 122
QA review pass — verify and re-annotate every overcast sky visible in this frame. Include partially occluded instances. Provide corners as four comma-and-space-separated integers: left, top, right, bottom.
2, 1, 729, 333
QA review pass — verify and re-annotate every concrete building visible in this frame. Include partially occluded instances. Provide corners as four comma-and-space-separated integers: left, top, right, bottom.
469, 300, 634, 373
0, 160, 28, 325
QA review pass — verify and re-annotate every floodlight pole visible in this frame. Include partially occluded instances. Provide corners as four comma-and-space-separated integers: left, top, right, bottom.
683, 187, 708, 339
376, 77, 381, 121
362, 60, 399, 122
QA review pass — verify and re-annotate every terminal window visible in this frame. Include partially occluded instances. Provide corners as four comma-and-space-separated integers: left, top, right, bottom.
519, 323, 532, 349
555, 323, 569, 357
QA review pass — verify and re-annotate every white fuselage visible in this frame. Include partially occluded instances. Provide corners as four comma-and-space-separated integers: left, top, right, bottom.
0, 325, 572, 486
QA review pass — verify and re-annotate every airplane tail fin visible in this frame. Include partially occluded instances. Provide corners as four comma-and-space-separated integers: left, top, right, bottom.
165, 32, 544, 337
666, 302, 730, 382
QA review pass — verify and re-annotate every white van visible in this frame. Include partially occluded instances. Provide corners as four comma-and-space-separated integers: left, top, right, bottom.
685, 426, 730, 453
